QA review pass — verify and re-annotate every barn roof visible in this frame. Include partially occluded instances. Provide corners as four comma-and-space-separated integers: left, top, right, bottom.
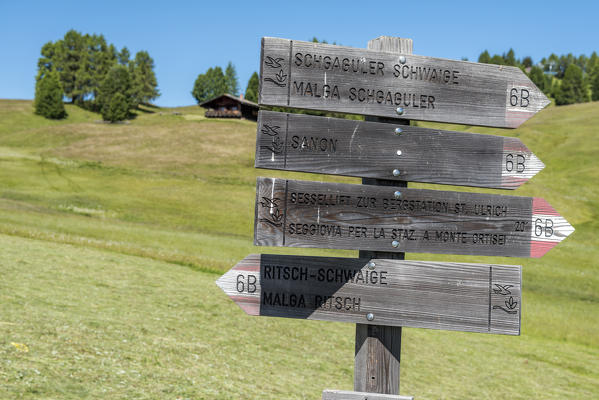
199, 93, 259, 108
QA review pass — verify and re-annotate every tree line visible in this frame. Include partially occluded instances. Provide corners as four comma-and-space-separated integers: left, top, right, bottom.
477, 49, 599, 105
191, 63, 259, 104
35, 30, 159, 121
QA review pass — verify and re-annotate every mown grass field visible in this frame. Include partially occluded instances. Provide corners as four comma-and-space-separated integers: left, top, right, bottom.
0, 99, 597, 399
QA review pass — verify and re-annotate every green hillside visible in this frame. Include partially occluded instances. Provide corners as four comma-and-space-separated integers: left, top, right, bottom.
0, 99, 597, 399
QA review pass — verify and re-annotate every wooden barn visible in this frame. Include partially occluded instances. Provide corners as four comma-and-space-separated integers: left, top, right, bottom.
200, 93, 259, 121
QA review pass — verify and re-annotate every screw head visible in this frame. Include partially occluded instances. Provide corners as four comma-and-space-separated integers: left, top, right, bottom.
366, 313, 375, 321
392, 240, 400, 248
396, 107, 404, 115
399, 55, 406, 64
394, 127, 403, 135
367, 261, 376, 270
392, 169, 400, 177
394, 190, 401, 199
396, 150, 402, 156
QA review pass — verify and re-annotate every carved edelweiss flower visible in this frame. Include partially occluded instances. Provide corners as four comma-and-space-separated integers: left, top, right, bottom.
270, 208, 283, 222
274, 70, 287, 83
505, 296, 518, 310
264, 70, 288, 87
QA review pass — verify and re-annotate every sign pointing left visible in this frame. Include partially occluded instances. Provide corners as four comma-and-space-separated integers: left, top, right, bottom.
217, 254, 522, 335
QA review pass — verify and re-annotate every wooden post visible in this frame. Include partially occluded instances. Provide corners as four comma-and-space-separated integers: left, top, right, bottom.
354, 36, 412, 395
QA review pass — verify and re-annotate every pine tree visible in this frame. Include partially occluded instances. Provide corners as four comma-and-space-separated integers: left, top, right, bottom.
591, 65, 599, 101
504, 48, 517, 66
225, 62, 239, 96
98, 65, 133, 120
529, 66, 546, 93
118, 47, 130, 66
207, 66, 227, 97
102, 92, 129, 122
477, 50, 491, 64
554, 64, 588, 105
522, 56, 533, 69
490, 55, 505, 65
191, 71, 211, 103
34, 70, 66, 119
53, 30, 86, 103
192, 66, 227, 103
130, 51, 160, 107
244, 72, 259, 102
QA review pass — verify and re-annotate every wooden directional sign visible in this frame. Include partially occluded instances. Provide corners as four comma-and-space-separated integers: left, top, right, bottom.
254, 177, 574, 258
216, 254, 522, 335
256, 110, 544, 189
323, 390, 413, 400
259, 38, 550, 128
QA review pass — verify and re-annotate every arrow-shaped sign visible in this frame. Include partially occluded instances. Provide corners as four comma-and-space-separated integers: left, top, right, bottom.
216, 254, 522, 335
256, 110, 544, 189
254, 177, 574, 258
259, 37, 550, 128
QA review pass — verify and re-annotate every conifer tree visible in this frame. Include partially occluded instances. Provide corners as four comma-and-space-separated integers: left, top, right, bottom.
504, 48, 517, 66
54, 30, 86, 103
244, 72, 259, 103
34, 70, 66, 119
528, 66, 546, 93
591, 65, 599, 101
103, 92, 129, 122
225, 62, 239, 96
130, 51, 160, 107
118, 47, 130, 66
98, 65, 133, 121
192, 66, 227, 103
477, 50, 491, 64
554, 64, 588, 105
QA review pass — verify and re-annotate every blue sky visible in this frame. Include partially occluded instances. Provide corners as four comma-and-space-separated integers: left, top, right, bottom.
1, 1, 597, 107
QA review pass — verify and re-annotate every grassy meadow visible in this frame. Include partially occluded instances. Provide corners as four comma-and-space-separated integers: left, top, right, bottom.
0, 99, 597, 399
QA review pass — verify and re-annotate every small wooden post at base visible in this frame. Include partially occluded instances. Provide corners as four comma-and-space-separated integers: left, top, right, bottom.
354, 36, 412, 395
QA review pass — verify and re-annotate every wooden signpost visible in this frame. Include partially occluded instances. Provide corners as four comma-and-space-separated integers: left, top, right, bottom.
217, 254, 522, 335
217, 35, 574, 398
255, 110, 544, 189
259, 37, 550, 128
322, 390, 414, 400
254, 177, 574, 258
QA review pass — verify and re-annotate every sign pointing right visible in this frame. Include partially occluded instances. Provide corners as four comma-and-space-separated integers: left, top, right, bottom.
254, 178, 575, 258
256, 110, 545, 189
260, 37, 551, 128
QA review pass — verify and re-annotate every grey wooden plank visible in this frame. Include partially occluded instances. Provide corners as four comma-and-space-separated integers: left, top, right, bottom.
259, 37, 550, 128
255, 110, 544, 189
215, 254, 522, 335
253, 177, 574, 258
323, 389, 414, 400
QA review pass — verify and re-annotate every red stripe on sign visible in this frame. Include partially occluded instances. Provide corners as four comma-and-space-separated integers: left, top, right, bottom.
530, 240, 558, 258
230, 295, 260, 316
502, 139, 528, 152
505, 111, 530, 128
501, 176, 528, 188
533, 197, 559, 216
232, 264, 260, 272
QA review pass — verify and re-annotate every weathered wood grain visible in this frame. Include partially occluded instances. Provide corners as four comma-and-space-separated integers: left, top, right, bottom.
323, 389, 414, 400
216, 254, 522, 335
255, 110, 544, 189
259, 37, 549, 128
254, 177, 574, 258
354, 36, 411, 397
